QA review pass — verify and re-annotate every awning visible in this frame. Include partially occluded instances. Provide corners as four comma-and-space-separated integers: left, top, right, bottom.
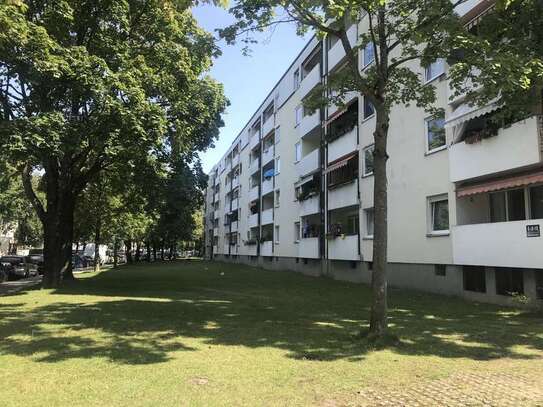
295, 175, 315, 188
457, 170, 543, 198
445, 100, 500, 130
325, 153, 357, 174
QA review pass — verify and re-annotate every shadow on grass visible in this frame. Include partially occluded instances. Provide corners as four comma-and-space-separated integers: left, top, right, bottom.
0, 260, 542, 365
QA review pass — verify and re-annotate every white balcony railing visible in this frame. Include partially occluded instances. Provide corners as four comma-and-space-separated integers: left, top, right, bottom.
328, 234, 360, 261
296, 148, 320, 178
250, 134, 260, 150
230, 198, 239, 211
262, 115, 274, 137
328, 91, 358, 118
212, 245, 218, 254
452, 220, 543, 269
232, 177, 239, 189
299, 64, 321, 100
299, 111, 320, 138
249, 186, 259, 202
261, 241, 273, 256
249, 158, 260, 174
327, 126, 357, 163
262, 146, 274, 165
230, 221, 239, 233
213, 193, 219, 203
213, 227, 219, 236
327, 24, 358, 72
299, 195, 320, 216
298, 237, 319, 259
248, 213, 259, 228
449, 116, 541, 183
214, 176, 220, 186
328, 180, 359, 210
246, 244, 258, 256
232, 154, 240, 168
262, 178, 274, 196
261, 208, 274, 225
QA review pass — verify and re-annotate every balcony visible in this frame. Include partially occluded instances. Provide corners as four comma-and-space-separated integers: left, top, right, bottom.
213, 245, 218, 254
232, 177, 239, 189
452, 220, 543, 269
261, 208, 274, 225
328, 234, 359, 261
249, 186, 259, 202
327, 24, 358, 72
261, 241, 273, 256
230, 221, 239, 233
328, 92, 358, 118
296, 149, 320, 178
250, 134, 260, 150
249, 158, 260, 175
328, 181, 358, 210
298, 237, 319, 259
214, 176, 220, 186
262, 115, 274, 137
262, 178, 274, 196
449, 117, 541, 183
248, 213, 259, 228
213, 192, 219, 203
223, 244, 230, 255
299, 63, 321, 100
298, 111, 320, 138
225, 160, 232, 173
213, 227, 219, 236
230, 198, 239, 211
299, 195, 320, 216
262, 146, 274, 165
327, 126, 357, 163
246, 244, 258, 256
232, 154, 240, 168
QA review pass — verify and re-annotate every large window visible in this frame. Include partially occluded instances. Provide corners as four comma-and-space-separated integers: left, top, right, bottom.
530, 185, 543, 219
428, 195, 449, 233
425, 59, 445, 82
536, 271, 543, 300
425, 116, 446, 153
363, 42, 375, 67
347, 215, 360, 235
294, 222, 301, 242
295, 105, 302, 126
363, 145, 374, 176
463, 266, 486, 293
490, 189, 526, 222
363, 97, 375, 120
495, 268, 524, 296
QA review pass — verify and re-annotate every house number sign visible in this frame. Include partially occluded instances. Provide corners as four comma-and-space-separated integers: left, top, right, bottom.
526, 224, 541, 238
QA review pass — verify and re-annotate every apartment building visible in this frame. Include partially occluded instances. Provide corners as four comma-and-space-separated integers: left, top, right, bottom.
203, 1, 543, 307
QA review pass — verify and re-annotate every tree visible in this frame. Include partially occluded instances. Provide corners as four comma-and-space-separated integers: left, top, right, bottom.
219, 0, 543, 338
0, 1, 227, 287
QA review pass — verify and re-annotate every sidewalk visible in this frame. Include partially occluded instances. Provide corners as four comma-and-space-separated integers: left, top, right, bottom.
0, 275, 42, 296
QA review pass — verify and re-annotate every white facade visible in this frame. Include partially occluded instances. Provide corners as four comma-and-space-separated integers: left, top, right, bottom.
204, 3, 543, 306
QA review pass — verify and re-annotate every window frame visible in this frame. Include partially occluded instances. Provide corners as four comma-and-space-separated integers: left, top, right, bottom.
295, 105, 302, 126
425, 115, 447, 154
362, 42, 375, 68
293, 68, 300, 91
362, 97, 375, 121
294, 142, 302, 163
364, 208, 374, 238
274, 225, 280, 244
427, 194, 450, 236
424, 59, 445, 83
363, 145, 374, 177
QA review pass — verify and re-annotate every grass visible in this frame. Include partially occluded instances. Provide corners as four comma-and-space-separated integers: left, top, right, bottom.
0, 260, 542, 406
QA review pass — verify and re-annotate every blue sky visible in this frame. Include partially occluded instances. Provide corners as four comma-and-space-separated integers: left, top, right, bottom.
192, 5, 309, 173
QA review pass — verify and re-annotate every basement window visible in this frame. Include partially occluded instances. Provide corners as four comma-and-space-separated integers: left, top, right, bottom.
463, 266, 486, 293
495, 268, 524, 296
434, 265, 447, 277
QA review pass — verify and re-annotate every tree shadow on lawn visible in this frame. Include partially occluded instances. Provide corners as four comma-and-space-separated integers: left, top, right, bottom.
0, 263, 542, 365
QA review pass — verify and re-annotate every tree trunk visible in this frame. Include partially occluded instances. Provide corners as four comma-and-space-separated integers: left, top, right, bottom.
369, 107, 390, 338
93, 216, 101, 273
135, 242, 141, 262
160, 242, 165, 261
153, 243, 157, 262
169, 244, 174, 260
125, 239, 133, 264
113, 236, 118, 268
146, 241, 151, 262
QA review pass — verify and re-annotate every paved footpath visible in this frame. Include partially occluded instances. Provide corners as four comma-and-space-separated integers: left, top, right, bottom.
0, 275, 42, 296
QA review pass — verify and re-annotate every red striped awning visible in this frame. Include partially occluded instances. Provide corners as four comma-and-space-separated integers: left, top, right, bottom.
457, 170, 543, 198
325, 153, 357, 174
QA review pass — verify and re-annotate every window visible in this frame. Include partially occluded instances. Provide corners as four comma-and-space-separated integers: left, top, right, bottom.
275, 225, 280, 244
425, 116, 446, 153
294, 222, 301, 242
275, 157, 281, 174
365, 208, 374, 237
490, 189, 526, 223
536, 271, 543, 300
435, 265, 447, 277
425, 59, 445, 82
428, 195, 449, 233
367, 261, 373, 271
347, 214, 360, 235
275, 189, 280, 207
295, 105, 303, 126
463, 266, 486, 293
363, 42, 375, 67
363, 97, 375, 119
295, 142, 302, 162
363, 145, 374, 176
530, 185, 543, 219
293, 69, 300, 90
495, 268, 524, 296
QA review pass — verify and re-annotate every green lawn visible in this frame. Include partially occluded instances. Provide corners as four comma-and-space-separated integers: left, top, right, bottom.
1, 260, 542, 406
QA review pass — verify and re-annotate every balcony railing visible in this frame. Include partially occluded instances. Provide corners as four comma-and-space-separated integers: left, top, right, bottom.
262, 115, 274, 137
328, 91, 358, 118
296, 149, 320, 178
299, 195, 319, 216
299, 63, 321, 100
262, 146, 274, 165
299, 111, 320, 138
449, 116, 541, 183
328, 180, 358, 210
261, 208, 274, 225
298, 237, 319, 259
327, 126, 357, 163
249, 158, 260, 174
452, 219, 543, 269
248, 213, 259, 228
261, 240, 273, 256
249, 186, 259, 202
262, 178, 274, 196
327, 25, 358, 72
327, 234, 359, 261
250, 134, 260, 150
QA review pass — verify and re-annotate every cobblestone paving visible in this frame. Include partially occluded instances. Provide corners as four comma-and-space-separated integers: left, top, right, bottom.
351, 372, 543, 406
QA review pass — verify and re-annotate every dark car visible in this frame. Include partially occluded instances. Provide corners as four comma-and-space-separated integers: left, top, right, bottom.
0, 256, 31, 279
0, 265, 7, 282
27, 254, 44, 275
72, 254, 88, 269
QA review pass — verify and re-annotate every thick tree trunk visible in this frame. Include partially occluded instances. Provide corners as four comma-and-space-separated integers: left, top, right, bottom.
369, 108, 390, 338
125, 239, 133, 264
135, 242, 141, 262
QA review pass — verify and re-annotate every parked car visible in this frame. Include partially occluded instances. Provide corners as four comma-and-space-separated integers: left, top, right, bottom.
0, 265, 8, 282
27, 254, 44, 275
0, 256, 32, 279
72, 254, 88, 269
